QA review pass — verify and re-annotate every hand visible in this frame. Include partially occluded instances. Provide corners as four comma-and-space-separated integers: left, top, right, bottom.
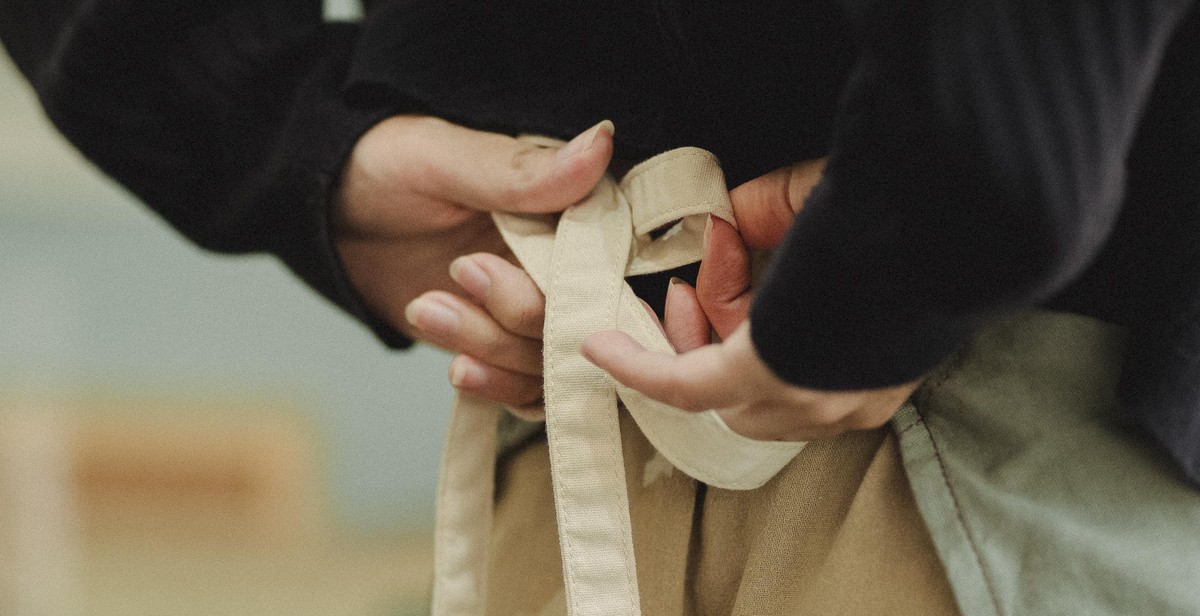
581, 158, 921, 441
432, 252, 548, 411
333, 115, 613, 365
410, 155, 810, 411
583, 322, 920, 441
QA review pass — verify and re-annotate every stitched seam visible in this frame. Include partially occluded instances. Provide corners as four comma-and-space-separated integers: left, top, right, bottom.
609, 187, 641, 609
545, 182, 639, 614
913, 401, 1004, 616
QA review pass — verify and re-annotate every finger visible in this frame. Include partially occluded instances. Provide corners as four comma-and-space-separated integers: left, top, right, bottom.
728, 158, 826, 249
405, 291, 542, 376
663, 277, 711, 352
720, 381, 917, 441
719, 406, 850, 442
449, 355, 544, 408
449, 253, 545, 339
581, 330, 744, 411
424, 119, 615, 214
637, 298, 668, 338
697, 217, 752, 339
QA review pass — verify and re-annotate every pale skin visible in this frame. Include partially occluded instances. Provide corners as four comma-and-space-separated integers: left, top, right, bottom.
332, 115, 614, 402
432, 155, 922, 441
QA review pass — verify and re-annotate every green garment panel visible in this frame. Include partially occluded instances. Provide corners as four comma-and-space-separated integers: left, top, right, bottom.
898, 311, 1200, 616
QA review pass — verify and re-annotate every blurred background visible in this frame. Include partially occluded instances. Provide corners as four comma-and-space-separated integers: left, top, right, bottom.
0, 2, 453, 611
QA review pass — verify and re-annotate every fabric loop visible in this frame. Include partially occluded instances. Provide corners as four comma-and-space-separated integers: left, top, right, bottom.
432, 145, 807, 615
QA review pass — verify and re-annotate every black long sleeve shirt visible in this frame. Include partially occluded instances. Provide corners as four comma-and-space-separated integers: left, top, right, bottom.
3, 0, 1198, 482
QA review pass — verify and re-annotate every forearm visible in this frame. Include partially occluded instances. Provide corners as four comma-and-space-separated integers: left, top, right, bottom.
0, 0, 410, 346
752, 0, 1197, 389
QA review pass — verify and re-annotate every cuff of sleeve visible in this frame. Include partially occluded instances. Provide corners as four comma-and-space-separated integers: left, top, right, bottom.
749, 294, 971, 390
267, 25, 413, 349
747, 185, 978, 390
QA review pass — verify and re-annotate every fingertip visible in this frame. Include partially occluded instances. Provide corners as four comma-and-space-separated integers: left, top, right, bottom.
697, 217, 751, 302
525, 120, 614, 212
448, 255, 490, 299
450, 355, 545, 408
709, 216, 745, 253
580, 330, 639, 366
664, 278, 711, 353
448, 355, 484, 389
668, 276, 693, 292
665, 277, 699, 320
405, 292, 461, 336
710, 215, 739, 235
466, 252, 527, 281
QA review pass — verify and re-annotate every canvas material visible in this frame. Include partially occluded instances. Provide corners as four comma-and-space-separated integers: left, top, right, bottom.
431, 146, 808, 615
428, 142, 1200, 615
485, 410, 960, 616
432, 394, 500, 614
483, 310, 1200, 616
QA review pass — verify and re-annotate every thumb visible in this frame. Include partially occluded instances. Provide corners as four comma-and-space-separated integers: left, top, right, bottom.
728, 158, 826, 250
427, 119, 615, 214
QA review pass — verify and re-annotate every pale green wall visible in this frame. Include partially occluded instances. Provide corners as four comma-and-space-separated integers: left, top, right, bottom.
0, 52, 453, 534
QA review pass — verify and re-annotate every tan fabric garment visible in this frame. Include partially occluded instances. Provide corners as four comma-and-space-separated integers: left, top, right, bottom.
436, 144, 956, 614
433, 146, 807, 615
487, 411, 959, 616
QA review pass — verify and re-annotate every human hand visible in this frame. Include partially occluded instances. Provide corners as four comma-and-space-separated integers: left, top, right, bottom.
411, 155, 815, 412
581, 158, 921, 441
426, 252, 549, 411
333, 115, 613, 346
583, 321, 920, 441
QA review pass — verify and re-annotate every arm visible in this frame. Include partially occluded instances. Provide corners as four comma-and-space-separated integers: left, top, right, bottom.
0, 0, 615, 352
752, 0, 1197, 389
0, 0, 405, 342
583, 0, 1198, 441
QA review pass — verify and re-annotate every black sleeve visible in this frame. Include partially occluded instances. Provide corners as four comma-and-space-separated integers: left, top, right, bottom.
750, 0, 1197, 389
0, 0, 411, 348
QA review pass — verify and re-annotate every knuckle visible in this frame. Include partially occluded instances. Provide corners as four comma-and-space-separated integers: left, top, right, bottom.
662, 376, 704, 411
503, 147, 545, 204
503, 301, 545, 337
478, 331, 512, 359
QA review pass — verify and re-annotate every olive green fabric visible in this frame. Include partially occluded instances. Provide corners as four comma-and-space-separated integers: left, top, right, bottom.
898, 311, 1200, 616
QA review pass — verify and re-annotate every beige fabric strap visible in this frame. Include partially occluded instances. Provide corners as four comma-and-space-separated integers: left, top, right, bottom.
431, 146, 806, 615
431, 394, 500, 615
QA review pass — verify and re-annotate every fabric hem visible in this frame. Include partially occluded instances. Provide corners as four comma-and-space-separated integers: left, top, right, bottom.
893, 404, 1001, 616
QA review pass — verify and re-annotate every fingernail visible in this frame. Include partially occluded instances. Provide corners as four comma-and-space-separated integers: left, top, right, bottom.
702, 215, 713, 254
449, 357, 485, 388
556, 119, 615, 163
669, 276, 685, 287
405, 297, 459, 335
449, 257, 490, 298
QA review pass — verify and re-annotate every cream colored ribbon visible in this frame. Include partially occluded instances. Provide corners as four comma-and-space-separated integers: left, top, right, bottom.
431, 146, 807, 615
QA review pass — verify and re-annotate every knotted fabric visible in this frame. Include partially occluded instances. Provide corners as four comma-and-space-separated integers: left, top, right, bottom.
431, 145, 807, 615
